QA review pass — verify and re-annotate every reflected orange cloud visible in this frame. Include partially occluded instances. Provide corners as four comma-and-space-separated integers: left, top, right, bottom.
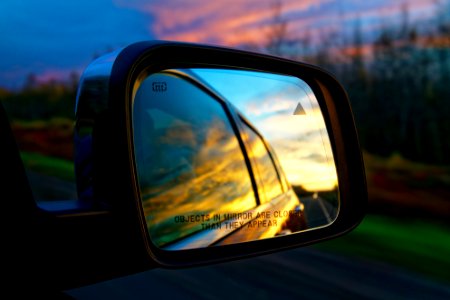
138, 116, 257, 247
239, 122, 284, 203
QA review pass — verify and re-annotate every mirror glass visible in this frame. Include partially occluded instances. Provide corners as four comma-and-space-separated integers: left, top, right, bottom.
132, 68, 338, 250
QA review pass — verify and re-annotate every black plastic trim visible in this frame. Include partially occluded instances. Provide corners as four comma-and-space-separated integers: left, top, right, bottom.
92, 41, 367, 268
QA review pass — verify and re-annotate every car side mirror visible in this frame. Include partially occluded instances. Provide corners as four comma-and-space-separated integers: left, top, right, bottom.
74, 41, 366, 268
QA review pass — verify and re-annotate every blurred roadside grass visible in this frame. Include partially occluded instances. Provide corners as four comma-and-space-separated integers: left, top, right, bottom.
11, 117, 74, 161
315, 152, 450, 284
314, 214, 450, 284
12, 117, 73, 129
364, 151, 450, 190
363, 152, 450, 220
20, 151, 74, 181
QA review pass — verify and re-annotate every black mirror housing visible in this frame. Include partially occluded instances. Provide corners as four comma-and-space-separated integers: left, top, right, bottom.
74, 41, 367, 269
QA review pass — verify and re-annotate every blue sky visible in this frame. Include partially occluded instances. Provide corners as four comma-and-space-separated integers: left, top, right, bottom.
0, 0, 153, 89
0, 0, 441, 89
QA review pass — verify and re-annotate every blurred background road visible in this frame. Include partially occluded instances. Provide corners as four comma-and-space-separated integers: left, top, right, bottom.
68, 247, 450, 299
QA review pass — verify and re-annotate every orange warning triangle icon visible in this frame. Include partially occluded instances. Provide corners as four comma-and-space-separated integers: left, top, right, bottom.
293, 102, 306, 115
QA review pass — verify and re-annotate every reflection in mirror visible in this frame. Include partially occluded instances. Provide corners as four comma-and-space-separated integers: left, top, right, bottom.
133, 68, 338, 250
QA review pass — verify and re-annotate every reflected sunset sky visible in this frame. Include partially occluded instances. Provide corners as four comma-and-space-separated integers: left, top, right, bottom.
192, 69, 337, 191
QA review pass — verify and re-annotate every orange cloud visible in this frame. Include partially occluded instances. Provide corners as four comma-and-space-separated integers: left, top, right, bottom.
120, 0, 331, 46
116, 0, 439, 51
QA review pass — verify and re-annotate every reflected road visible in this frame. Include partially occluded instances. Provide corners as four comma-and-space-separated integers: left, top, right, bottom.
302, 196, 335, 228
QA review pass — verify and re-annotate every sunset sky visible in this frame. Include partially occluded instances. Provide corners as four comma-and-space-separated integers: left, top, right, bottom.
0, 0, 442, 89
